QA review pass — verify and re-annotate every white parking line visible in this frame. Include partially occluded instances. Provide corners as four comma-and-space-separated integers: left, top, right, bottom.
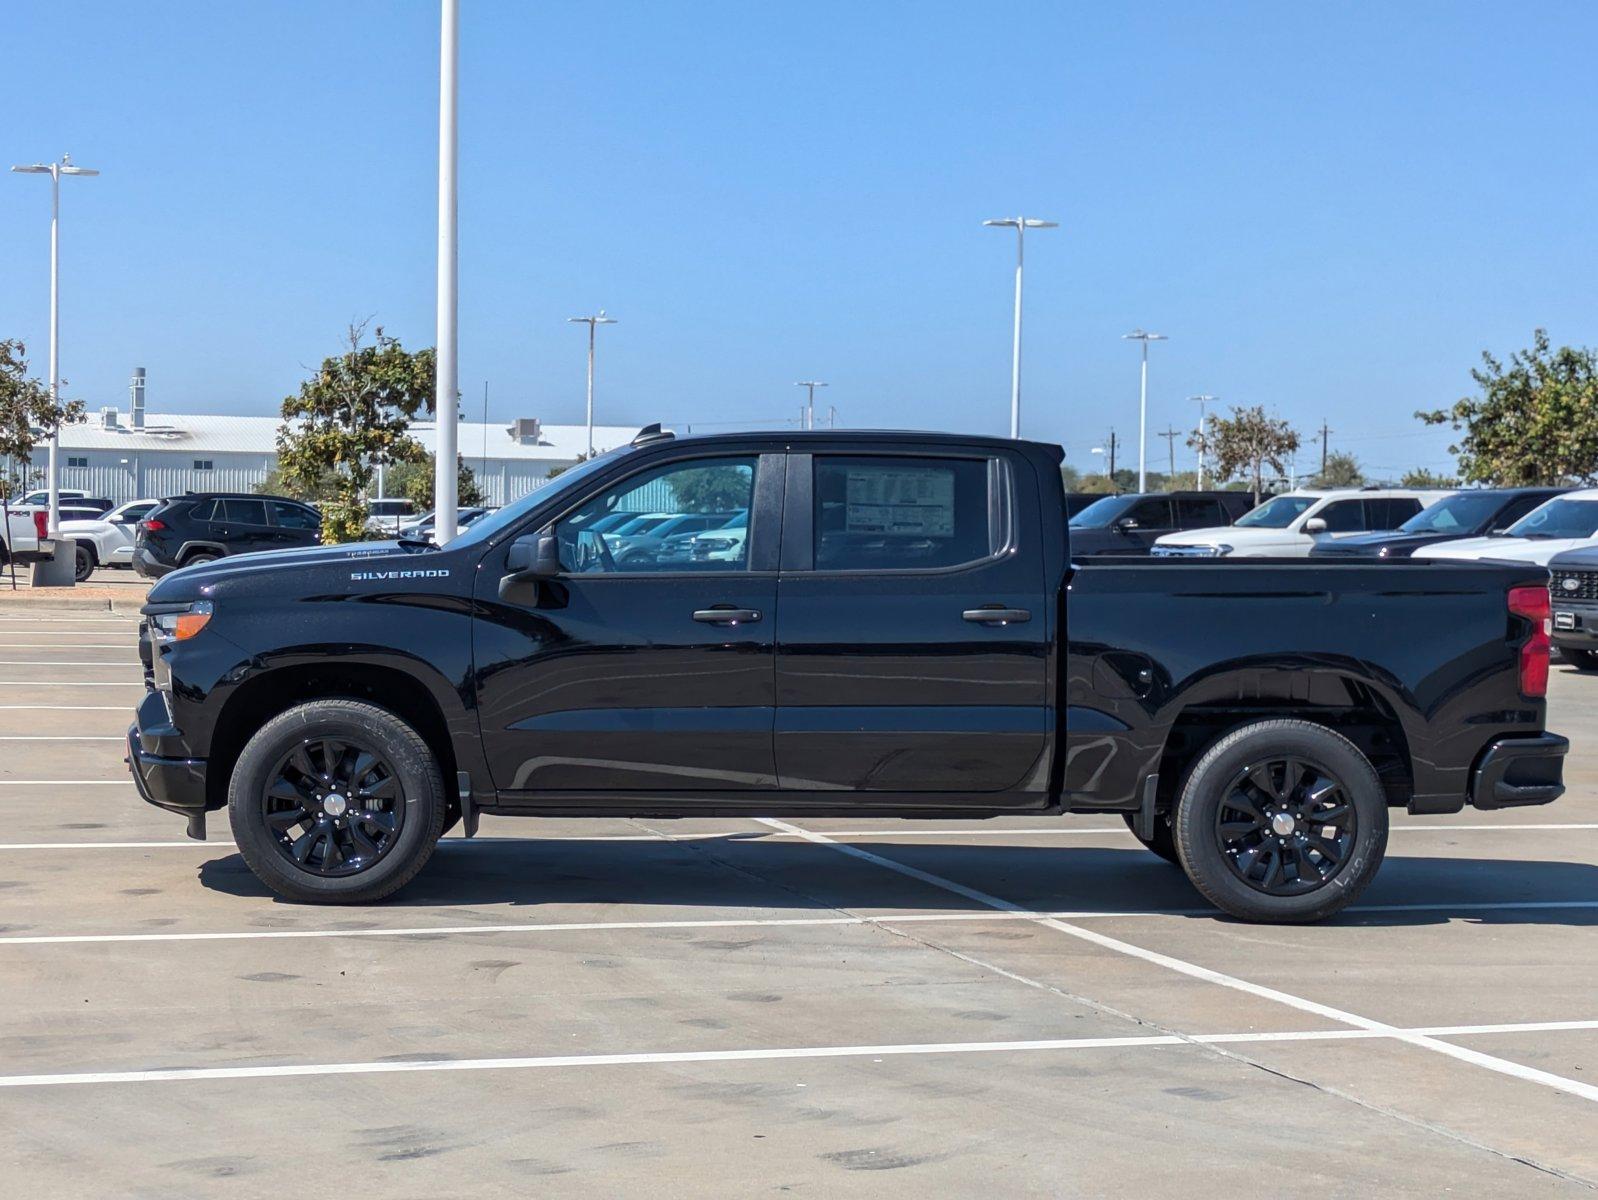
0, 643, 132, 648
760, 818, 1598, 1105
0, 681, 141, 687
4, 898, 1595, 947
0, 780, 134, 786
0, 705, 132, 711
0, 661, 137, 666
0, 736, 125, 742
2, 1018, 1594, 1091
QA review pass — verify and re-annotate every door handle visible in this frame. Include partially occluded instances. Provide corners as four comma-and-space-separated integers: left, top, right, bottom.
693, 607, 763, 625
963, 606, 1031, 625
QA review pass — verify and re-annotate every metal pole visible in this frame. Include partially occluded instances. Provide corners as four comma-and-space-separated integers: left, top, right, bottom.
46, 163, 60, 538
585, 321, 596, 455
1137, 341, 1148, 493
1009, 224, 1023, 440
433, 0, 460, 545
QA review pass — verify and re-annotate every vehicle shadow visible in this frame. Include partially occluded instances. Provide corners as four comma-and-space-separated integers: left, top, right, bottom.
196, 835, 1598, 927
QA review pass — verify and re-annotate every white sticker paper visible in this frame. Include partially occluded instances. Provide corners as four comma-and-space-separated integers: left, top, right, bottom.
845, 468, 955, 537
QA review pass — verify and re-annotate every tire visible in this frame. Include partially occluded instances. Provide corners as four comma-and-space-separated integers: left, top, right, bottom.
1172, 719, 1388, 923
74, 542, 95, 583
183, 551, 220, 567
228, 699, 446, 904
1562, 648, 1598, 672
1120, 810, 1180, 865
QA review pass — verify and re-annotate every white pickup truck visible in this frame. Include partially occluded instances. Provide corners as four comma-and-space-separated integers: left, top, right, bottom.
0, 505, 52, 567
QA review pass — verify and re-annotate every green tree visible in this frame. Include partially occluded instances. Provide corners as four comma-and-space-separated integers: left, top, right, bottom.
1417, 330, 1598, 485
384, 453, 486, 509
0, 338, 85, 500
667, 464, 751, 512
1077, 474, 1121, 495
1060, 463, 1083, 490
1195, 405, 1301, 505
1400, 467, 1460, 488
547, 449, 596, 480
1311, 451, 1364, 489
275, 324, 436, 542
255, 462, 339, 502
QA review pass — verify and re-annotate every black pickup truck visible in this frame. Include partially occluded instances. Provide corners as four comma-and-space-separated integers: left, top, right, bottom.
128, 428, 1568, 922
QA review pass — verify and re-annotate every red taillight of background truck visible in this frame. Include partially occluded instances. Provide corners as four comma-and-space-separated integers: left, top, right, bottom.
32, 511, 48, 540
1508, 584, 1551, 698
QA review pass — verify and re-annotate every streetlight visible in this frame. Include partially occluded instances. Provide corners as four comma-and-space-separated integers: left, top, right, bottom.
11, 154, 99, 554
983, 216, 1058, 439
1122, 329, 1167, 492
1189, 394, 1216, 488
795, 381, 827, 430
434, 0, 460, 544
569, 311, 618, 456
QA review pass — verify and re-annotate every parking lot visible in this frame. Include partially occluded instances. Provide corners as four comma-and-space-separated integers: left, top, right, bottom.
0, 605, 1595, 1196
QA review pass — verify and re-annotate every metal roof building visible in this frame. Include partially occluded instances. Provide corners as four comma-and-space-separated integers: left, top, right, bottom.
27, 402, 639, 506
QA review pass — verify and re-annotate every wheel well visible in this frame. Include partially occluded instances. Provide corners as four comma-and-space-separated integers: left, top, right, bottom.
205, 664, 459, 814
180, 544, 223, 564
75, 539, 97, 565
1156, 695, 1412, 810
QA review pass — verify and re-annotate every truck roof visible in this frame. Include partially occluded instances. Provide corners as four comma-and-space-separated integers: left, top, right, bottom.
631, 428, 1065, 457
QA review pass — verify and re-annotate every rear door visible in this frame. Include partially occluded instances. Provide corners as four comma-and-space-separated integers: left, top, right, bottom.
473, 447, 783, 794
772, 446, 1050, 801
1175, 495, 1227, 532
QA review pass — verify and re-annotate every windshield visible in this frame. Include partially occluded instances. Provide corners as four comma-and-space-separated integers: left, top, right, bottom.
1234, 495, 1317, 529
1068, 496, 1133, 528
449, 447, 631, 549
1506, 498, 1598, 539
1400, 493, 1501, 534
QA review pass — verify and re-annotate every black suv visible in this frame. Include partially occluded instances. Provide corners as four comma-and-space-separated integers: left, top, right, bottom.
133, 493, 321, 577
1068, 490, 1258, 556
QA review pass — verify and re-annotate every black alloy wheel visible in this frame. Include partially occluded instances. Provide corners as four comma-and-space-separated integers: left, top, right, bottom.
1213, 756, 1356, 896
74, 542, 95, 582
262, 737, 405, 877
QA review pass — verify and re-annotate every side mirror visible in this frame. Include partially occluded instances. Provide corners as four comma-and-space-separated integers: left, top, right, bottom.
1304, 517, 1328, 535
1114, 517, 1139, 533
506, 532, 562, 577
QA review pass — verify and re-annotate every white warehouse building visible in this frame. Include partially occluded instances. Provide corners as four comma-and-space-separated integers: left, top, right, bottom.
25, 389, 639, 506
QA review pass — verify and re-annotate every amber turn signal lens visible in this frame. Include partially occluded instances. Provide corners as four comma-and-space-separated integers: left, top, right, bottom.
173, 611, 212, 640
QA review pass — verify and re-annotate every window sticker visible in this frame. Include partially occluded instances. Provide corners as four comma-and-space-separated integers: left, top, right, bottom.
845, 468, 955, 538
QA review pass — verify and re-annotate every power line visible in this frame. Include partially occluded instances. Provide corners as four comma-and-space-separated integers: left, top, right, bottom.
1156, 426, 1181, 481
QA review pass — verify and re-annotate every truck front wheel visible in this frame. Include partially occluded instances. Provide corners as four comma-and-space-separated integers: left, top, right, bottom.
228, 699, 446, 904
1172, 720, 1388, 923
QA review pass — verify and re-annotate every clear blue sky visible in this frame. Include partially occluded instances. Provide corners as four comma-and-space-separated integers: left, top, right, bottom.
2, 0, 1594, 478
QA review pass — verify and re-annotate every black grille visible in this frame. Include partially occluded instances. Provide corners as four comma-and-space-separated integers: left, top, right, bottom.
1553, 569, 1598, 603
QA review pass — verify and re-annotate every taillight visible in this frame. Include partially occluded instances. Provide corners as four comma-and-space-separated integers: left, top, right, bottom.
33, 511, 48, 540
1508, 584, 1551, 698
139, 518, 166, 533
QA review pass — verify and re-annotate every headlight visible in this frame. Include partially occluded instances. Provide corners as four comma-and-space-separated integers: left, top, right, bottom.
1212, 544, 1232, 557
148, 601, 213, 643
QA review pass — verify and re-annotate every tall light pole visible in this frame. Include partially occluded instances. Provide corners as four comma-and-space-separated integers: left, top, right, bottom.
983, 217, 1057, 439
433, 0, 460, 545
11, 154, 98, 545
795, 380, 827, 430
1122, 329, 1167, 492
569, 312, 617, 456
1189, 394, 1216, 489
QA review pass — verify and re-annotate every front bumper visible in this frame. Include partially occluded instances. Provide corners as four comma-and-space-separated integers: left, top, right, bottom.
1469, 733, 1568, 810
1552, 602, 1598, 647
125, 687, 210, 838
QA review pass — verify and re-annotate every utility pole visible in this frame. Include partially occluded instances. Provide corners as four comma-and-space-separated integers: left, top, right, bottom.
1189, 394, 1215, 490
433, 0, 460, 545
827, 405, 837, 429
1318, 419, 1332, 478
1122, 329, 1168, 492
1107, 429, 1118, 480
1157, 426, 1180, 485
795, 381, 827, 430
982, 217, 1058, 439
569, 312, 618, 456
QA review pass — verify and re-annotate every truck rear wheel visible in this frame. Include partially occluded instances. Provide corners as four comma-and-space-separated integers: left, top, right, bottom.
1172, 719, 1387, 923
1119, 811, 1180, 865
228, 699, 446, 904
74, 542, 95, 583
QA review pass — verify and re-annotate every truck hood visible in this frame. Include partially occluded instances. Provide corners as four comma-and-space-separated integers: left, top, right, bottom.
146, 540, 443, 603
1154, 525, 1304, 550
1312, 531, 1466, 558
1412, 536, 1590, 565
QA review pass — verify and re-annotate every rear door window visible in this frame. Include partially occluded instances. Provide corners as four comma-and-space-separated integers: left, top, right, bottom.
222, 499, 269, 526
813, 456, 993, 571
1371, 498, 1421, 528
1176, 497, 1226, 527
270, 501, 320, 530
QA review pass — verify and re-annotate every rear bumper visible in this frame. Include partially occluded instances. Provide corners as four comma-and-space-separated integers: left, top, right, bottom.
132, 546, 175, 578
1469, 732, 1568, 810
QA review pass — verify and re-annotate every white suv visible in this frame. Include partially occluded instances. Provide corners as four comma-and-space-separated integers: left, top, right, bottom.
1152, 489, 1454, 558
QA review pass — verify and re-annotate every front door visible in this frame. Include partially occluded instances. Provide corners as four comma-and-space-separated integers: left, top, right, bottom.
473, 450, 782, 795
773, 448, 1051, 802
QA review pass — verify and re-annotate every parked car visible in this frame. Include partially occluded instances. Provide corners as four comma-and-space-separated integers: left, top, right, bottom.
609, 511, 738, 565
398, 506, 488, 541
14, 489, 114, 519
1069, 491, 1257, 556
1063, 491, 1103, 519
132, 493, 322, 577
1152, 489, 1452, 557
1310, 488, 1567, 559
1547, 548, 1598, 671
367, 498, 418, 534
1412, 490, 1598, 566
62, 498, 161, 582
127, 426, 1566, 924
